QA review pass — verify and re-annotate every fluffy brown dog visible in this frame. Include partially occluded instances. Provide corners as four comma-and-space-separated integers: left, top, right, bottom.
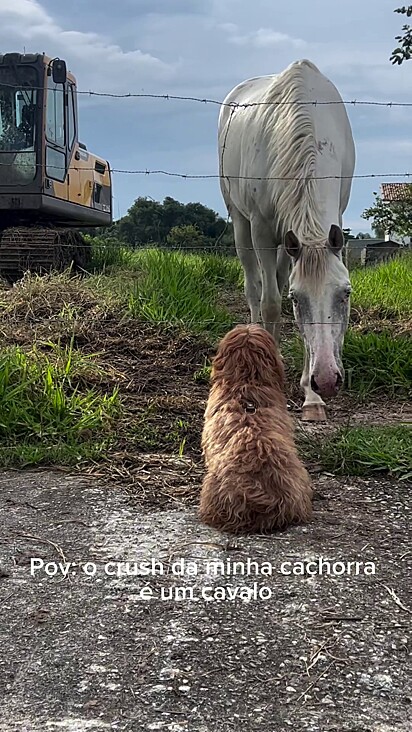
199, 324, 313, 534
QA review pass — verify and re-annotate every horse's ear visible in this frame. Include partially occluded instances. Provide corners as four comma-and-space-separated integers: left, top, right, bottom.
327, 224, 344, 254
285, 230, 302, 260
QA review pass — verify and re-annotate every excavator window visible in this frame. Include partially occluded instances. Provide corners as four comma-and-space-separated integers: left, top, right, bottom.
45, 74, 66, 182
46, 147, 66, 182
67, 83, 76, 150
0, 65, 38, 184
0, 88, 36, 152
46, 77, 65, 147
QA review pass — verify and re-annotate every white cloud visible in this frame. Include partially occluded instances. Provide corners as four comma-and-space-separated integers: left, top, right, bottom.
0, 0, 49, 26
0, 0, 177, 93
227, 26, 306, 49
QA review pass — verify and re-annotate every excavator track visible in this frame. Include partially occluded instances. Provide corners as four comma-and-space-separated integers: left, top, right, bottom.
0, 226, 90, 282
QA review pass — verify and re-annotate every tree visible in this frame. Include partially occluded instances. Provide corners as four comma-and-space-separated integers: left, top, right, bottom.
343, 228, 355, 240
355, 232, 372, 239
166, 224, 207, 250
117, 197, 165, 244
114, 196, 231, 248
361, 185, 412, 239
390, 5, 412, 64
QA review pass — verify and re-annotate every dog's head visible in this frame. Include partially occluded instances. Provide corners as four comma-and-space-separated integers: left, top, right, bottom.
211, 324, 285, 389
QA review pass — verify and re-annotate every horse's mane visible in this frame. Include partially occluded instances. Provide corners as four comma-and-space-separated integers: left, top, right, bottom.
260, 59, 327, 255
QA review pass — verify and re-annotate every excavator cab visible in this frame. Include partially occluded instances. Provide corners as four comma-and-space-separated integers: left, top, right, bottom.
0, 53, 112, 279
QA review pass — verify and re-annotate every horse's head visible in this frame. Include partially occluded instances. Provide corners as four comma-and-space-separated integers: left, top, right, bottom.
285, 224, 351, 398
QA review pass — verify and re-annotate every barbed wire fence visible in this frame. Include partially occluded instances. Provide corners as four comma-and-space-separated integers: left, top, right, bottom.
2, 79, 412, 106
0, 163, 408, 250
0, 88, 411, 249
0, 88, 410, 432
1, 88, 411, 260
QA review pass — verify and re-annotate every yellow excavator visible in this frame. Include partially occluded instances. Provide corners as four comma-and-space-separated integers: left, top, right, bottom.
0, 53, 112, 280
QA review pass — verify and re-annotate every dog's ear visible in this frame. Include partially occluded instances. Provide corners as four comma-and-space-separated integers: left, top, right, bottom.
250, 328, 286, 390
211, 327, 246, 379
211, 343, 238, 380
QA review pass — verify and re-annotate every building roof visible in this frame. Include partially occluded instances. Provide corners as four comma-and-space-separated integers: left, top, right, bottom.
346, 239, 400, 248
380, 183, 411, 202
366, 239, 400, 247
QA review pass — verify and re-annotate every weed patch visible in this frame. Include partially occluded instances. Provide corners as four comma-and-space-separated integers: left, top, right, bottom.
0, 343, 119, 467
88, 236, 136, 273
350, 253, 412, 318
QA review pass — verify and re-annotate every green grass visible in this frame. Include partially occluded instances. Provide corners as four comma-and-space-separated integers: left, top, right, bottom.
124, 249, 233, 338
0, 441, 111, 469
87, 239, 412, 321
87, 248, 240, 338
88, 238, 244, 287
187, 251, 243, 289
300, 425, 412, 480
343, 330, 412, 395
283, 330, 412, 396
0, 342, 120, 467
88, 235, 136, 272
193, 360, 212, 383
350, 252, 412, 317
128, 247, 243, 288
2, 246, 410, 476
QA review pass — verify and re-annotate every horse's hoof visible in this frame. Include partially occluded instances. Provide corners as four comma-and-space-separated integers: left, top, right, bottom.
301, 404, 327, 422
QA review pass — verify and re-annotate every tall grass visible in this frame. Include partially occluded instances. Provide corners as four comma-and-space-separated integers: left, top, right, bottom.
0, 343, 119, 466
343, 330, 412, 395
88, 235, 136, 272
129, 247, 243, 287
299, 425, 412, 480
125, 249, 234, 338
189, 252, 243, 289
350, 252, 412, 317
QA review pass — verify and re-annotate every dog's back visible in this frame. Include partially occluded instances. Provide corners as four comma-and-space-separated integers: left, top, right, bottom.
199, 324, 313, 534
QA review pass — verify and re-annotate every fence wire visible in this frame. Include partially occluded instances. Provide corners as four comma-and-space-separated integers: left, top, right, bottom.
6, 242, 408, 251
0, 159, 411, 182
1, 80, 411, 108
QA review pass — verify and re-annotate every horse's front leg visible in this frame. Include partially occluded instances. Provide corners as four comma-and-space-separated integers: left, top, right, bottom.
276, 243, 292, 338
300, 351, 327, 422
251, 218, 281, 341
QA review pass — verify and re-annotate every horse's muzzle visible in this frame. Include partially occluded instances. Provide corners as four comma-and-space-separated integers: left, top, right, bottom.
311, 371, 343, 398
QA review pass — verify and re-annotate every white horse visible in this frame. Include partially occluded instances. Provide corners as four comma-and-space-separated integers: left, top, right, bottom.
218, 59, 356, 421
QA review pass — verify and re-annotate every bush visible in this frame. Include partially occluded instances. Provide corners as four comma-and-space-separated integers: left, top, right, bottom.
166, 224, 208, 251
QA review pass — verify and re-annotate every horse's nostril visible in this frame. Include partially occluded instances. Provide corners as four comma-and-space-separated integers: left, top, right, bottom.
310, 375, 320, 393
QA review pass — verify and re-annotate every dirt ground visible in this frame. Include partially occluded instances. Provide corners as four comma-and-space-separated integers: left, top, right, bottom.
0, 469, 411, 732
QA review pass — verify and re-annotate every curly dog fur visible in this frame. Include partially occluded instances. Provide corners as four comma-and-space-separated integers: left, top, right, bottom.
199, 324, 313, 534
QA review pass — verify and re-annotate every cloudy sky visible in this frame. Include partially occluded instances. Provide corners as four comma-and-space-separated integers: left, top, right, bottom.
1, 0, 411, 233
